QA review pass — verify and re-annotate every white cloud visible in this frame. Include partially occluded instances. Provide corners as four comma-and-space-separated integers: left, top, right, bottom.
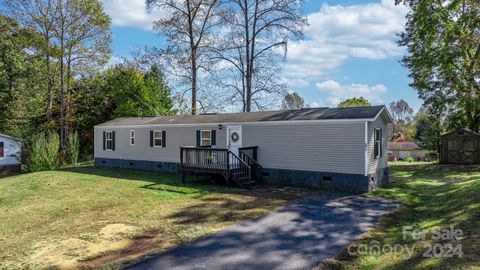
102, 0, 165, 30
315, 80, 387, 107
283, 0, 408, 81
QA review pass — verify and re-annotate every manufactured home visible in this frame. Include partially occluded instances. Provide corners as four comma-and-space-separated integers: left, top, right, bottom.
0, 133, 22, 173
94, 106, 392, 192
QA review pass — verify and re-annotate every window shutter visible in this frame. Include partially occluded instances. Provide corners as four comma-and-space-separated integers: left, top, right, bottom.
150, 131, 154, 147
0, 142, 4, 158
162, 130, 166, 147
374, 130, 378, 158
103, 131, 106, 150
112, 131, 116, 151
196, 130, 201, 146
211, 130, 216, 146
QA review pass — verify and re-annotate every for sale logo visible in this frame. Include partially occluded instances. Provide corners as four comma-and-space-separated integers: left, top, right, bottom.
347, 226, 464, 258
403, 225, 464, 258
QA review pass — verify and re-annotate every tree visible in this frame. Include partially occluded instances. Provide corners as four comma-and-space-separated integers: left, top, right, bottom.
146, 0, 224, 115
0, 16, 47, 137
414, 110, 444, 159
282, 92, 304, 110
338, 97, 370, 108
3, 0, 58, 119
4, 0, 112, 148
54, 0, 111, 147
396, 0, 480, 132
216, 0, 306, 112
72, 64, 175, 131
390, 100, 414, 124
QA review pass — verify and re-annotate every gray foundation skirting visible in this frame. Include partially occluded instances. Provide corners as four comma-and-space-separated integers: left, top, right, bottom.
95, 158, 180, 174
261, 168, 382, 193
95, 158, 389, 192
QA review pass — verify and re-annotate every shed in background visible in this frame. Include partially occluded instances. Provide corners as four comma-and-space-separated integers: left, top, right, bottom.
441, 128, 480, 165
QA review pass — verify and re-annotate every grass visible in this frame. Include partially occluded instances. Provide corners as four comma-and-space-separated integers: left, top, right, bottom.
325, 162, 480, 270
0, 166, 319, 269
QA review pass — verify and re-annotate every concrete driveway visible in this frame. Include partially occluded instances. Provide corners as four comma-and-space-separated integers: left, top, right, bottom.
126, 193, 399, 270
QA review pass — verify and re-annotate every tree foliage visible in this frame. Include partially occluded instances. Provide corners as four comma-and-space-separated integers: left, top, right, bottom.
72, 64, 175, 132
4, 0, 112, 147
396, 0, 480, 132
0, 16, 47, 138
338, 97, 370, 108
282, 92, 305, 110
414, 110, 444, 158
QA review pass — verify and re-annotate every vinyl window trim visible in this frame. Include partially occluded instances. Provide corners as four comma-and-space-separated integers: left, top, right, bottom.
105, 131, 113, 151
153, 130, 164, 147
200, 130, 212, 146
130, 130, 135, 146
374, 128, 383, 159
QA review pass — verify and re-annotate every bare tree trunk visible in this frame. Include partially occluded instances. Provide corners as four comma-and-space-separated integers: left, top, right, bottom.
191, 50, 197, 115
59, 0, 66, 149
187, 0, 197, 115
46, 34, 53, 119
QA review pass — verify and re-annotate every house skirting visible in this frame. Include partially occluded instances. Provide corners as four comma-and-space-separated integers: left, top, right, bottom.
261, 167, 389, 193
0, 164, 21, 175
94, 158, 389, 193
95, 158, 180, 174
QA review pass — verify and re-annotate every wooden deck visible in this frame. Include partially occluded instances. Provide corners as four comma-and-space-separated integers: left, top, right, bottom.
180, 146, 262, 189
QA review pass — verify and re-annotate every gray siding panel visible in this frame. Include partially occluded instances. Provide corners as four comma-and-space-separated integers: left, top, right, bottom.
94, 121, 366, 175
242, 122, 365, 174
94, 125, 226, 163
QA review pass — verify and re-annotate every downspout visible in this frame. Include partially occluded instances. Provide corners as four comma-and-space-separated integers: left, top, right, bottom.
364, 121, 368, 177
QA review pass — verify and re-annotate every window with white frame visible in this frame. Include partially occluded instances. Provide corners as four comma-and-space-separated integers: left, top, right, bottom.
374, 128, 383, 158
106, 131, 113, 150
201, 130, 212, 146
130, 130, 135, 146
153, 131, 163, 147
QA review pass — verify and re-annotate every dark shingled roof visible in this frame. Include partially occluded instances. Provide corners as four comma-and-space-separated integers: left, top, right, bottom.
97, 105, 387, 126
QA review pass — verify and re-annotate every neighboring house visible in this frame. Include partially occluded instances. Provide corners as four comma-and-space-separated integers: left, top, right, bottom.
94, 106, 392, 192
388, 142, 428, 161
0, 133, 22, 173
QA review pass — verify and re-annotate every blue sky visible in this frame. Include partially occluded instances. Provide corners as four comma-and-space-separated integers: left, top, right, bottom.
104, 0, 422, 111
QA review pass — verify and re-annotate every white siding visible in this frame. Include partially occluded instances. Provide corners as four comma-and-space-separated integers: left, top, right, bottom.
0, 136, 21, 166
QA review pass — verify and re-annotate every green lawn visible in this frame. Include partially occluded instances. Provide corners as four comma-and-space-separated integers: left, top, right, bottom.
0, 166, 319, 269
326, 162, 480, 270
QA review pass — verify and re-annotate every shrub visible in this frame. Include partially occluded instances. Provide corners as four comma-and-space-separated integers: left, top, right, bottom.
406, 156, 415, 163
25, 132, 60, 172
67, 131, 80, 165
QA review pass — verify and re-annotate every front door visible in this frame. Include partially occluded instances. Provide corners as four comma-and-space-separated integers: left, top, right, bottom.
227, 126, 242, 156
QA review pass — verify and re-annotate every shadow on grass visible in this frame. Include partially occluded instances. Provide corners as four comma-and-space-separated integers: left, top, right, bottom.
329, 163, 480, 270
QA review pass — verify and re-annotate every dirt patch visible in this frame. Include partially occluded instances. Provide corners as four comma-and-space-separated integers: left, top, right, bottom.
29, 223, 171, 270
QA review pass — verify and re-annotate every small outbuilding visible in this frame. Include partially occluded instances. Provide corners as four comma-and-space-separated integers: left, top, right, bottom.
441, 128, 480, 165
0, 133, 22, 173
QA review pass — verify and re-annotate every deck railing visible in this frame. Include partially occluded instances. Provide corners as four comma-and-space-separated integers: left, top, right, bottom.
239, 146, 262, 182
239, 146, 258, 161
180, 147, 229, 174
180, 146, 260, 188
